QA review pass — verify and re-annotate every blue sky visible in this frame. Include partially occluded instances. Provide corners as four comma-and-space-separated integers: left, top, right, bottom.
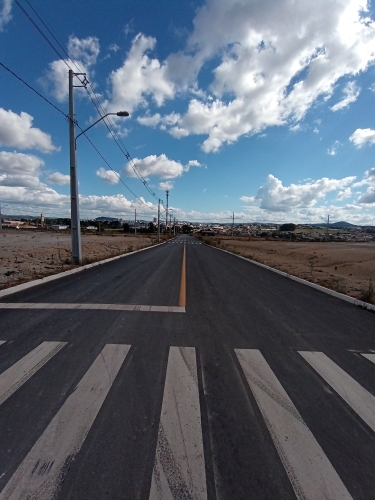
1, 0, 375, 224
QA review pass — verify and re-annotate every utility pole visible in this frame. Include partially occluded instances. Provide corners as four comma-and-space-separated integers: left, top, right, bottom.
0, 203, 7, 231
174, 217, 176, 236
157, 199, 160, 243
69, 69, 86, 264
232, 212, 234, 236
166, 190, 169, 234
134, 209, 137, 235
326, 214, 330, 241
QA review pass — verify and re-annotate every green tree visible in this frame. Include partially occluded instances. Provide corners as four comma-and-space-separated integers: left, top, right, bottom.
280, 223, 296, 232
123, 223, 130, 233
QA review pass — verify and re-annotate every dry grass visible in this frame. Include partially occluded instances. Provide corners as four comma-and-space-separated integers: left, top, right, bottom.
197, 235, 375, 303
0, 230, 163, 290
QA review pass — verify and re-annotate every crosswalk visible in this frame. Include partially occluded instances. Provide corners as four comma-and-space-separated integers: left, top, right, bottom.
1, 340, 375, 499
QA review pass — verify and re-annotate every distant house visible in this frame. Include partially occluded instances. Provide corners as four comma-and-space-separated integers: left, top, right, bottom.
51, 225, 69, 230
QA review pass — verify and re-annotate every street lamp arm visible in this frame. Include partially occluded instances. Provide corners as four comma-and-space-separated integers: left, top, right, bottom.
75, 111, 129, 147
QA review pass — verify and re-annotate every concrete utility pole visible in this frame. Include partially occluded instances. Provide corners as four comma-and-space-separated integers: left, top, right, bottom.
174, 217, 176, 236
157, 199, 161, 243
232, 212, 234, 236
0, 203, 7, 231
166, 190, 169, 234
134, 209, 137, 235
326, 214, 330, 241
69, 69, 83, 264
69, 69, 129, 264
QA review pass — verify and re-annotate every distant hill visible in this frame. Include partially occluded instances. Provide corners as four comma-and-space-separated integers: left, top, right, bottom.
329, 221, 360, 228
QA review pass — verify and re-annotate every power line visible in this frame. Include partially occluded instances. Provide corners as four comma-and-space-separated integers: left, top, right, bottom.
0, 62, 67, 118
0, 62, 154, 209
21, 0, 159, 202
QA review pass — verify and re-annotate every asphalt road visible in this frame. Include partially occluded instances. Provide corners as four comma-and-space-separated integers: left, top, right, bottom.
0, 234, 375, 499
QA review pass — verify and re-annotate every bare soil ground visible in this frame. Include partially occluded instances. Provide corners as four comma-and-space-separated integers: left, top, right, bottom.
0, 230, 159, 290
201, 236, 375, 303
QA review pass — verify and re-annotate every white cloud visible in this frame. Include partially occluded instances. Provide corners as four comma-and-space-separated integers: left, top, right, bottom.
45, 36, 100, 102
0, 151, 45, 189
242, 174, 356, 212
336, 187, 352, 200
125, 154, 200, 179
160, 0, 375, 151
357, 167, 375, 204
0, 108, 58, 153
349, 128, 375, 147
0, 0, 11, 31
327, 140, 342, 155
109, 43, 120, 52
137, 113, 161, 126
159, 181, 174, 190
46, 172, 70, 185
330, 81, 361, 111
96, 167, 120, 184
105, 34, 175, 113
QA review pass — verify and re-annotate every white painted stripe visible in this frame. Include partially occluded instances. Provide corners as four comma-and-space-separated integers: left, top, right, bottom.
361, 353, 375, 365
300, 351, 375, 433
0, 303, 185, 313
0, 342, 67, 406
150, 346, 207, 500
236, 349, 352, 500
0, 344, 130, 500
0, 341, 5, 346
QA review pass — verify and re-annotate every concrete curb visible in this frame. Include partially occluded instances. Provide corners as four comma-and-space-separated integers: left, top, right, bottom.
207, 243, 375, 313
0, 241, 165, 299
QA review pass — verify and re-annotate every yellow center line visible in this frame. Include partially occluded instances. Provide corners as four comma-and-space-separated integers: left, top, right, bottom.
179, 243, 187, 308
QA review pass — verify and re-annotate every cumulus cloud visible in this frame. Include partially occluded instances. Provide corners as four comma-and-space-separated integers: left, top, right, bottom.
0, 108, 58, 153
242, 174, 356, 212
336, 187, 352, 200
45, 172, 70, 185
349, 128, 375, 147
0, 151, 46, 189
124, 154, 200, 179
0, 0, 11, 32
45, 36, 100, 101
331, 81, 361, 111
96, 167, 120, 184
357, 167, 375, 204
159, 181, 174, 190
153, 0, 375, 152
105, 34, 175, 113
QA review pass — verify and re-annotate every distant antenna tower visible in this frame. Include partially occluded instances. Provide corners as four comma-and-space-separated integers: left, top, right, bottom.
166, 190, 169, 232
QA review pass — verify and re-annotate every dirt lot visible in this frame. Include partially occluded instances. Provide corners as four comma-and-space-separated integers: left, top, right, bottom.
0, 229, 159, 289
200, 236, 375, 303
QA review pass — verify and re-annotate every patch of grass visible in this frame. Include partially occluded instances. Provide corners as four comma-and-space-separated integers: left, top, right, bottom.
360, 278, 374, 304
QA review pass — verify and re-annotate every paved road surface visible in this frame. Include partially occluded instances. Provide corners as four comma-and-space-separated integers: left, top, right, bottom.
0, 234, 374, 499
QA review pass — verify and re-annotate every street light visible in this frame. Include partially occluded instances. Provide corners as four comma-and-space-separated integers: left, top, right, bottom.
0, 203, 8, 231
69, 92, 129, 263
75, 111, 129, 147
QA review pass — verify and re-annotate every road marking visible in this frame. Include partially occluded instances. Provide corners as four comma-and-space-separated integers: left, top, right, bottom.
0, 341, 67, 406
300, 351, 375, 432
0, 344, 130, 500
179, 244, 186, 308
0, 303, 185, 313
361, 353, 375, 365
150, 346, 207, 500
0, 341, 5, 346
236, 349, 352, 500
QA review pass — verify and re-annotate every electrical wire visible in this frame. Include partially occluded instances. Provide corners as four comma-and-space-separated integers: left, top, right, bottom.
20, 0, 160, 203
0, 61, 155, 209
0, 61, 67, 118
